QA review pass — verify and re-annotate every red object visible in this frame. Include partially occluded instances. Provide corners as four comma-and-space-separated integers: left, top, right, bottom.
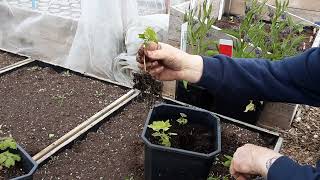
219, 39, 233, 57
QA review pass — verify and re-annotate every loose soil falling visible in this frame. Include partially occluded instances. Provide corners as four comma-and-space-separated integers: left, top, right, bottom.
133, 72, 163, 97
0, 50, 26, 69
0, 64, 127, 159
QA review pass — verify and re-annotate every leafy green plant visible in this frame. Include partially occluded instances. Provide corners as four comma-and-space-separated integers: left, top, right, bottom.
0, 138, 21, 170
183, 0, 218, 89
222, 155, 233, 167
138, 27, 159, 45
185, 0, 218, 55
148, 120, 177, 147
176, 113, 188, 125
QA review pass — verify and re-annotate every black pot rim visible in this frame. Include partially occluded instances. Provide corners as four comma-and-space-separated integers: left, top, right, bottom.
141, 103, 221, 159
11, 144, 38, 180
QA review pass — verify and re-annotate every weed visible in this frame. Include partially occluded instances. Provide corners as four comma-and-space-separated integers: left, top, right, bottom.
52, 94, 66, 107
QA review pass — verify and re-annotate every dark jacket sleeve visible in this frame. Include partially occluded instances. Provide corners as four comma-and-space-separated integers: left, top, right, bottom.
267, 156, 320, 180
197, 47, 320, 106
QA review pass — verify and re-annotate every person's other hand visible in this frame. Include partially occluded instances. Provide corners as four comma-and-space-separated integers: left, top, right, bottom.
137, 42, 203, 83
230, 144, 283, 180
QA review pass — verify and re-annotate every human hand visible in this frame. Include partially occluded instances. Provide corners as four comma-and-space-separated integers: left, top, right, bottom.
230, 144, 283, 180
137, 42, 203, 83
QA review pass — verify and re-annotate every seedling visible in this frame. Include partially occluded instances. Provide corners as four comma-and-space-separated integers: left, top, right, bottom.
244, 100, 256, 112
148, 120, 177, 147
62, 70, 71, 77
52, 94, 66, 107
222, 155, 233, 168
176, 113, 188, 125
138, 27, 159, 71
94, 90, 104, 98
0, 137, 21, 170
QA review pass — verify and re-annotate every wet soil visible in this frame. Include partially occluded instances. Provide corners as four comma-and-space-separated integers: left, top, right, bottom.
0, 64, 127, 158
0, 50, 26, 69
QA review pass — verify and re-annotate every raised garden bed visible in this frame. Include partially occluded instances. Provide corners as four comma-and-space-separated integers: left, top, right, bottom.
33, 96, 282, 179
0, 60, 128, 159
0, 50, 28, 70
168, 0, 320, 128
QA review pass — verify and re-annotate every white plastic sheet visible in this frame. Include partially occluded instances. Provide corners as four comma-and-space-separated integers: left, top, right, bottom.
0, 0, 169, 87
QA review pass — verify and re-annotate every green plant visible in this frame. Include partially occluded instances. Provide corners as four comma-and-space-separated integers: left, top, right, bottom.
176, 113, 188, 125
52, 94, 66, 107
222, 155, 233, 167
138, 27, 159, 71
185, 0, 218, 55
183, 0, 218, 89
148, 120, 177, 147
258, 0, 305, 60
0, 138, 21, 170
138, 27, 159, 45
94, 90, 104, 98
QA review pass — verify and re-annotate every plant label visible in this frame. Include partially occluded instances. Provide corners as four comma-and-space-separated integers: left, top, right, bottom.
219, 39, 233, 57
180, 22, 188, 52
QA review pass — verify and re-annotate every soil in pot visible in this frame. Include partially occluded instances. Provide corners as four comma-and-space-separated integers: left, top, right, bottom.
34, 98, 155, 180
0, 163, 25, 180
0, 50, 26, 69
0, 65, 127, 156
146, 117, 216, 154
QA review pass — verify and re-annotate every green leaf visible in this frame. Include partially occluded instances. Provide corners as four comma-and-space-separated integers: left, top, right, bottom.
138, 27, 159, 44
177, 113, 188, 125
180, 113, 187, 118
244, 100, 256, 112
182, 80, 188, 89
148, 120, 171, 132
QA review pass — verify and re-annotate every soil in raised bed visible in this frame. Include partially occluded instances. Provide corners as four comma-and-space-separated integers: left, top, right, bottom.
0, 50, 26, 69
34, 96, 277, 180
146, 119, 216, 154
34, 98, 156, 180
208, 122, 275, 179
0, 65, 127, 158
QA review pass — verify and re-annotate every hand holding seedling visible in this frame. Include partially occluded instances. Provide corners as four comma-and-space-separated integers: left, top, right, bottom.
230, 144, 282, 179
137, 42, 203, 83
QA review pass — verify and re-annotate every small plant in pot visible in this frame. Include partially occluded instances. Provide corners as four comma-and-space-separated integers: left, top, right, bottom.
142, 103, 221, 180
176, 0, 217, 111
0, 137, 38, 180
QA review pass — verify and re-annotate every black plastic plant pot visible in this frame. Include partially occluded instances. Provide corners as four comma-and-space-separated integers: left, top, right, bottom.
176, 80, 215, 111
10, 144, 38, 180
141, 103, 221, 180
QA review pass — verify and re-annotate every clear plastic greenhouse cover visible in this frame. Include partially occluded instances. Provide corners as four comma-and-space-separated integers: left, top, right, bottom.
0, 0, 171, 87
